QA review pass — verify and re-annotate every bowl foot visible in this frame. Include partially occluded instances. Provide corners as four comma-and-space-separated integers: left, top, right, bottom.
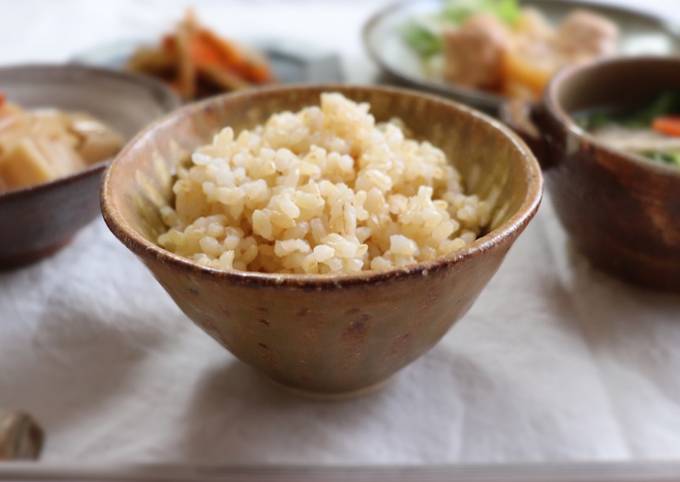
268, 376, 393, 401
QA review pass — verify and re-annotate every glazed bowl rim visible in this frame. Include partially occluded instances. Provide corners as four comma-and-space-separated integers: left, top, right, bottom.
545, 55, 680, 178
101, 83, 543, 288
0, 63, 180, 204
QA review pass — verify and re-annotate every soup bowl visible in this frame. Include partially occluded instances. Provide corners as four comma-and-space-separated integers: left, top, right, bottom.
0, 64, 179, 268
102, 85, 542, 395
502, 56, 680, 292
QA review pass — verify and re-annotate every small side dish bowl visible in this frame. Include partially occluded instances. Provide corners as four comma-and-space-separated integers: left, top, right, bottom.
0, 64, 180, 268
102, 85, 542, 395
502, 56, 680, 291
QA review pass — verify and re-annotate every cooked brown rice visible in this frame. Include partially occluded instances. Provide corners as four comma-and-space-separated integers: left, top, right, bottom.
157, 93, 490, 274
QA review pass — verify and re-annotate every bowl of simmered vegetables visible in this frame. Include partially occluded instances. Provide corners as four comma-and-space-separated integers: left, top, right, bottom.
502, 56, 680, 291
0, 64, 179, 268
364, 0, 680, 112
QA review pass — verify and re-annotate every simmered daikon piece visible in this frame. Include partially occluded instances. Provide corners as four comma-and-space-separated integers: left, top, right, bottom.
70, 114, 124, 164
0, 139, 56, 189
0, 95, 123, 193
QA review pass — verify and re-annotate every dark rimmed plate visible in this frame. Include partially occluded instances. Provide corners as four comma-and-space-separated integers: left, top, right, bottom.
363, 0, 680, 113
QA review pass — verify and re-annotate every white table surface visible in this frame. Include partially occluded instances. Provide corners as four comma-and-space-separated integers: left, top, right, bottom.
1, 0, 679, 465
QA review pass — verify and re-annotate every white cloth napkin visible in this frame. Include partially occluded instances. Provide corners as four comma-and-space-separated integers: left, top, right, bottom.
1, 0, 679, 464
2, 201, 680, 463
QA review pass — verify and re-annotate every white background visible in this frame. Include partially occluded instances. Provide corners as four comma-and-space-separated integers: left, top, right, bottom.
1, 0, 680, 465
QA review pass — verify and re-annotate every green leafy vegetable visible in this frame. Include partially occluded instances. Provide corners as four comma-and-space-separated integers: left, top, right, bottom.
441, 0, 520, 26
576, 111, 613, 130
402, 21, 443, 58
644, 151, 680, 166
402, 0, 520, 59
577, 92, 680, 130
440, 0, 478, 24
620, 91, 680, 128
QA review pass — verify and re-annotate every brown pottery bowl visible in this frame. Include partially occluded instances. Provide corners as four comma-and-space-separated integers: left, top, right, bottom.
502, 56, 680, 292
0, 64, 180, 268
101, 84, 542, 395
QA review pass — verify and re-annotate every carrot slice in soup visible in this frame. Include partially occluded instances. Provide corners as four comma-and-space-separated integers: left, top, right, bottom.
653, 116, 680, 137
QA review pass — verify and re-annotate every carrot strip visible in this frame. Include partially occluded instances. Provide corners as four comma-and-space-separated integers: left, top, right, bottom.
190, 33, 225, 68
133, 8, 276, 99
653, 116, 680, 137
196, 29, 273, 83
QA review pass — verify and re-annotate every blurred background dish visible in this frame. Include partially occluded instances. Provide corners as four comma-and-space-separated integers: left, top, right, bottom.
73, 11, 344, 98
0, 96, 124, 193
0, 64, 179, 268
364, 0, 680, 113
502, 56, 680, 291
125, 10, 276, 101
574, 90, 680, 167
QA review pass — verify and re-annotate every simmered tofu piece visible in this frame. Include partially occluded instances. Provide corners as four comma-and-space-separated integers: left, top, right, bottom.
556, 10, 619, 60
443, 14, 511, 89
